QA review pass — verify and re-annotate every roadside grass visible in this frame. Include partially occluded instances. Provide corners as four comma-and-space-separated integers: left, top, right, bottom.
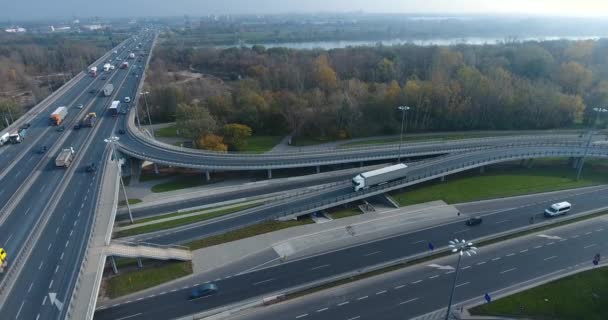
138, 171, 179, 182
241, 135, 283, 153
150, 175, 210, 193
114, 203, 260, 238
391, 160, 608, 206
330, 208, 363, 219
106, 261, 192, 298
186, 218, 314, 250
154, 125, 180, 138
118, 198, 142, 207
470, 266, 608, 320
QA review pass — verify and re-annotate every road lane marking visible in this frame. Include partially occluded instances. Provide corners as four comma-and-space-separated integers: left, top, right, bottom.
364, 251, 381, 256
42, 296, 47, 305
584, 244, 597, 249
310, 264, 330, 270
520, 249, 528, 253
357, 296, 368, 300
495, 219, 509, 224
65, 240, 70, 248
585, 232, 592, 235
116, 314, 143, 320
456, 282, 470, 287
411, 240, 426, 244
411, 280, 422, 284
476, 262, 486, 265
295, 314, 308, 319
48, 244, 52, 250
506, 253, 515, 257
38, 262, 43, 270
16, 301, 25, 318
445, 270, 455, 274
337, 301, 350, 306
454, 229, 469, 234
491, 257, 501, 261
399, 298, 419, 305
55, 265, 59, 274
316, 308, 328, 312
533, 245, 542, 249
36, 314, 40, 320
347, 317, 361, 320
60, 252, 64, 260
572, 235, 579, 238
462, 266, 471, 270
547, 242, 555, 246
40, 184, 47, 192
394, 285, 405, 289
28, 282, 33, 293
69, 230, 73, 237
55, 227, 60, 234
597, 228, 604, 232
544, 256, 558, 261
49, 280, 54, 289
429, 275, 439, 279
252, 278, 275, 286
25, 207, 31, 215
376, 290, 387, 295
6, 233, 12, 242
501, 268, 517, 274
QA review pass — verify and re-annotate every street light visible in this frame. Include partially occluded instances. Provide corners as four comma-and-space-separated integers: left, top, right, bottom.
397, 105, 411, 163
576, 107, 608, 180
140, 91, 153, 127
445, 239, 477, 320
104, 136, 134, 224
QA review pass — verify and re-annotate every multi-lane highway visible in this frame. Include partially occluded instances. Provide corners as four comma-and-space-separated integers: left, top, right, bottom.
95, 185, 608, 319
0, 29, 157, 319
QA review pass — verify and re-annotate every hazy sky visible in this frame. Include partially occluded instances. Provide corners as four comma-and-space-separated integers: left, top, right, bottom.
4, 0, 608, 21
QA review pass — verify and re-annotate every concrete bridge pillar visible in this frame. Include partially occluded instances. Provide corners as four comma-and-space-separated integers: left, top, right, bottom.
526, 159, 534, 168
479, 166, 485, 174
267, 169, 272, 179
360, 162, 364, 168
153, 163, 159, 175
204, 170, 211, 181
441, 176, 446, 182
137, 258, 143, 269
316, 165, 321, 174
110, 256, 118, 274
519, 159, 526, 167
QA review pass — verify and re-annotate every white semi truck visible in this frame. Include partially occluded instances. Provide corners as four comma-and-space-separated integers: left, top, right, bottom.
55, 147, 75, 168
103, 63, 112, 72
352, 164, 408, 192
0, 132, 9, 146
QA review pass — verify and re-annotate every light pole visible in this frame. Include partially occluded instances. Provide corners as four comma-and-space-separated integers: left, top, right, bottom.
397, 105, 411, 163
141, 91, 153, 127
576, 107, 608, 180
104, 136, 134, 224
445, 239, 477, 320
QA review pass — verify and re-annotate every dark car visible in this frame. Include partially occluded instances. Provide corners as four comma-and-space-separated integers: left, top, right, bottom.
101, 76, 107, 80
86, 163, 97, 173
36, 146, 47, 154
89, 89, 96, 94
189, 283, 218, 300
118, 129, 126, 135
465, 217, 483, 226
57, 126, 65, 132
73, 124, 80, 130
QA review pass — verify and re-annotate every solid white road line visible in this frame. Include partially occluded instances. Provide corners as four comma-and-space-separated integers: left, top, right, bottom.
363, 251, 381, 256
310, 264, 330, 271
584, 244, 597, 249
456, 282, 470, 287
399, 297, 419, 305
16, 301, 25, 319
252, 278, 275, 286
337, 301, 350, 306
295, 314, 308, 318
115, 314, 143, 320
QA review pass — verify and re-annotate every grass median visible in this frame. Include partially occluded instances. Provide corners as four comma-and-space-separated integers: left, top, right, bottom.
391, 159, 608, 206
470, 266, 608, 320
114, 203, 259, 238
240, 135, 283, 153
118, 198, 142, 207
105, 261, 192, 299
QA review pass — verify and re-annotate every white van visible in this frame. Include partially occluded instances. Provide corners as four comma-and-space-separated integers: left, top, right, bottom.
544, 202, 571, 217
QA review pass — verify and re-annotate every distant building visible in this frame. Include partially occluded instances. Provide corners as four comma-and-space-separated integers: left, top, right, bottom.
83, 24, 103, 31
4, 27, 26, 33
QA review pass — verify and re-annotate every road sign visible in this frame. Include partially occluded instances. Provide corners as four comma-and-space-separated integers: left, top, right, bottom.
484, 293, 492, 303
428, 242, 435, 251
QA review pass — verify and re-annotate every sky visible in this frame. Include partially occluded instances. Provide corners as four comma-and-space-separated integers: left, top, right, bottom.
3, 0, 608, 21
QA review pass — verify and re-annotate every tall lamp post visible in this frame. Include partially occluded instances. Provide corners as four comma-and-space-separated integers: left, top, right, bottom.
576, 107, 608, 180
140, 91, 153, 127
397, 105, 411, 163
104, 136, 134, 224
445, 239, 477, 320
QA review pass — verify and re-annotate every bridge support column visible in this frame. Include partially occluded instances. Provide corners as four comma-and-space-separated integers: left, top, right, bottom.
526, 159, 534, 168
204, 170, 211, 181
520, 159, 526, 167
360, 162, 364, 168
479, 166, 485, 174
137, 258, 143, 269
267, 169, 272, 179
570, 157, 579, 169
110, 256, 118, 274
440, 176, 446, 182
153, 163, 159, 175
316, 165, 321, 174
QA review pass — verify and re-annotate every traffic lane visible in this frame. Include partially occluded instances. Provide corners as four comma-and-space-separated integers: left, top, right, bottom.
98, 187, 608, 317
228, 219, 608, 320
97, 215, 608, 320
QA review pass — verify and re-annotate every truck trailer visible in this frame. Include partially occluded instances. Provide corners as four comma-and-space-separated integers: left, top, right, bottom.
81, 112, 97, 127
55, 147, 75, 167
109, 101, 120, 117
0, 132, 9, 146
120, 61, 129, 69
352, 164, 408, 192
50, 106, 68, 126
103, 63, 111, 72
103, 83, 114, 97
90, 66, 97, 77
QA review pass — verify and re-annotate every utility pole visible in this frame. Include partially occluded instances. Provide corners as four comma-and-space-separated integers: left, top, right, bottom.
576, 107, 607, 180
397, 106, 411, 163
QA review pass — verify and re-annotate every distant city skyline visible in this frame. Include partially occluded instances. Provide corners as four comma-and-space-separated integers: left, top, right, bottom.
4, 0, 608, 21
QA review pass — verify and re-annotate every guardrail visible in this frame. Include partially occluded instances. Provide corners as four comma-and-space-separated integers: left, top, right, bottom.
110, 239, 189, 252
276, 143, 608, 219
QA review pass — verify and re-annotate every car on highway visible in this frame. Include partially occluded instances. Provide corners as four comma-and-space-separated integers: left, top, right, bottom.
20, 123, 31, 129
124, 97, 131, 103
118, 129, 126, 135
36, 146, 47, 154
544, 201, 571, 217
89, 89, 96, 94
465, 217, 483, 226
73, 124, 80, 130
86, 163, 97, 173
189, 283, 218, 300
76, 104, 84, 109
56, 126, 65, 132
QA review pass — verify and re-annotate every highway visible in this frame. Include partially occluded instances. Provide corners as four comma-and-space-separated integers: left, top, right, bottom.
95, 185, 608, 319
0, 30, 157, 319
227, 214, 608, 320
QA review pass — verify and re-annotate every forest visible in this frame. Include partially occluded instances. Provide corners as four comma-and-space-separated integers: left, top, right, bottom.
0, 32, 120, 129
142, 38, 608, 146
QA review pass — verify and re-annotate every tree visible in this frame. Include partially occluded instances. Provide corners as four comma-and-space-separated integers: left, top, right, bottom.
175, 103, 217, 139
558, 62, 592, 95
313, 55, 339, 92
220, 123, 253, 151
197, 134, 227, 152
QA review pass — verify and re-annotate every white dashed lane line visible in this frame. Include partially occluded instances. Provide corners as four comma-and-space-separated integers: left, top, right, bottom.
399, 297, 419, 305
544, 256, 558, 261
500, 268, 517, 274
584, 244, 597, 249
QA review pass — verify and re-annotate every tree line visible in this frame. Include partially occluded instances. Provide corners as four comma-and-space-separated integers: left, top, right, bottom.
142, 39, 608, 144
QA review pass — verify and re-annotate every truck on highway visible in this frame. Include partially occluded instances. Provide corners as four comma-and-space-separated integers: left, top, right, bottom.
352, 163, 408, 192
109, 101, 120, 117
89, 66, 97, 77
0, 132, 9, 146
50, 106, 68, 126
103, 83, 114, 97
80, 112, 97, 127
103, 63, 111, 72
55, 147, 75, 168
8, 129, 25, 144
128, 53, 135, 59
0, 248, 7, 273
121, 61, 129, 69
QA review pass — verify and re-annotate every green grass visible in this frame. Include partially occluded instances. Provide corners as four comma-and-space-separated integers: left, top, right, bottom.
240, 135, 283, 153
391, 160, 608, 206
150, 175, 208, 193
114, 203, 260, 237
186, 218, 314, 250
138, 171, 178, 182
154, 125, 180, 138
471, 266, 608, 320
106, 261, 192, 298
118, 199, 142, 206
330, 208, 363, 219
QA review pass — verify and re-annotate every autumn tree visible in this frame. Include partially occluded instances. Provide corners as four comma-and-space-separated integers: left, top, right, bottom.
175, 103, 217, 139
220, 123, 253, 151
197, 134, 227, 152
